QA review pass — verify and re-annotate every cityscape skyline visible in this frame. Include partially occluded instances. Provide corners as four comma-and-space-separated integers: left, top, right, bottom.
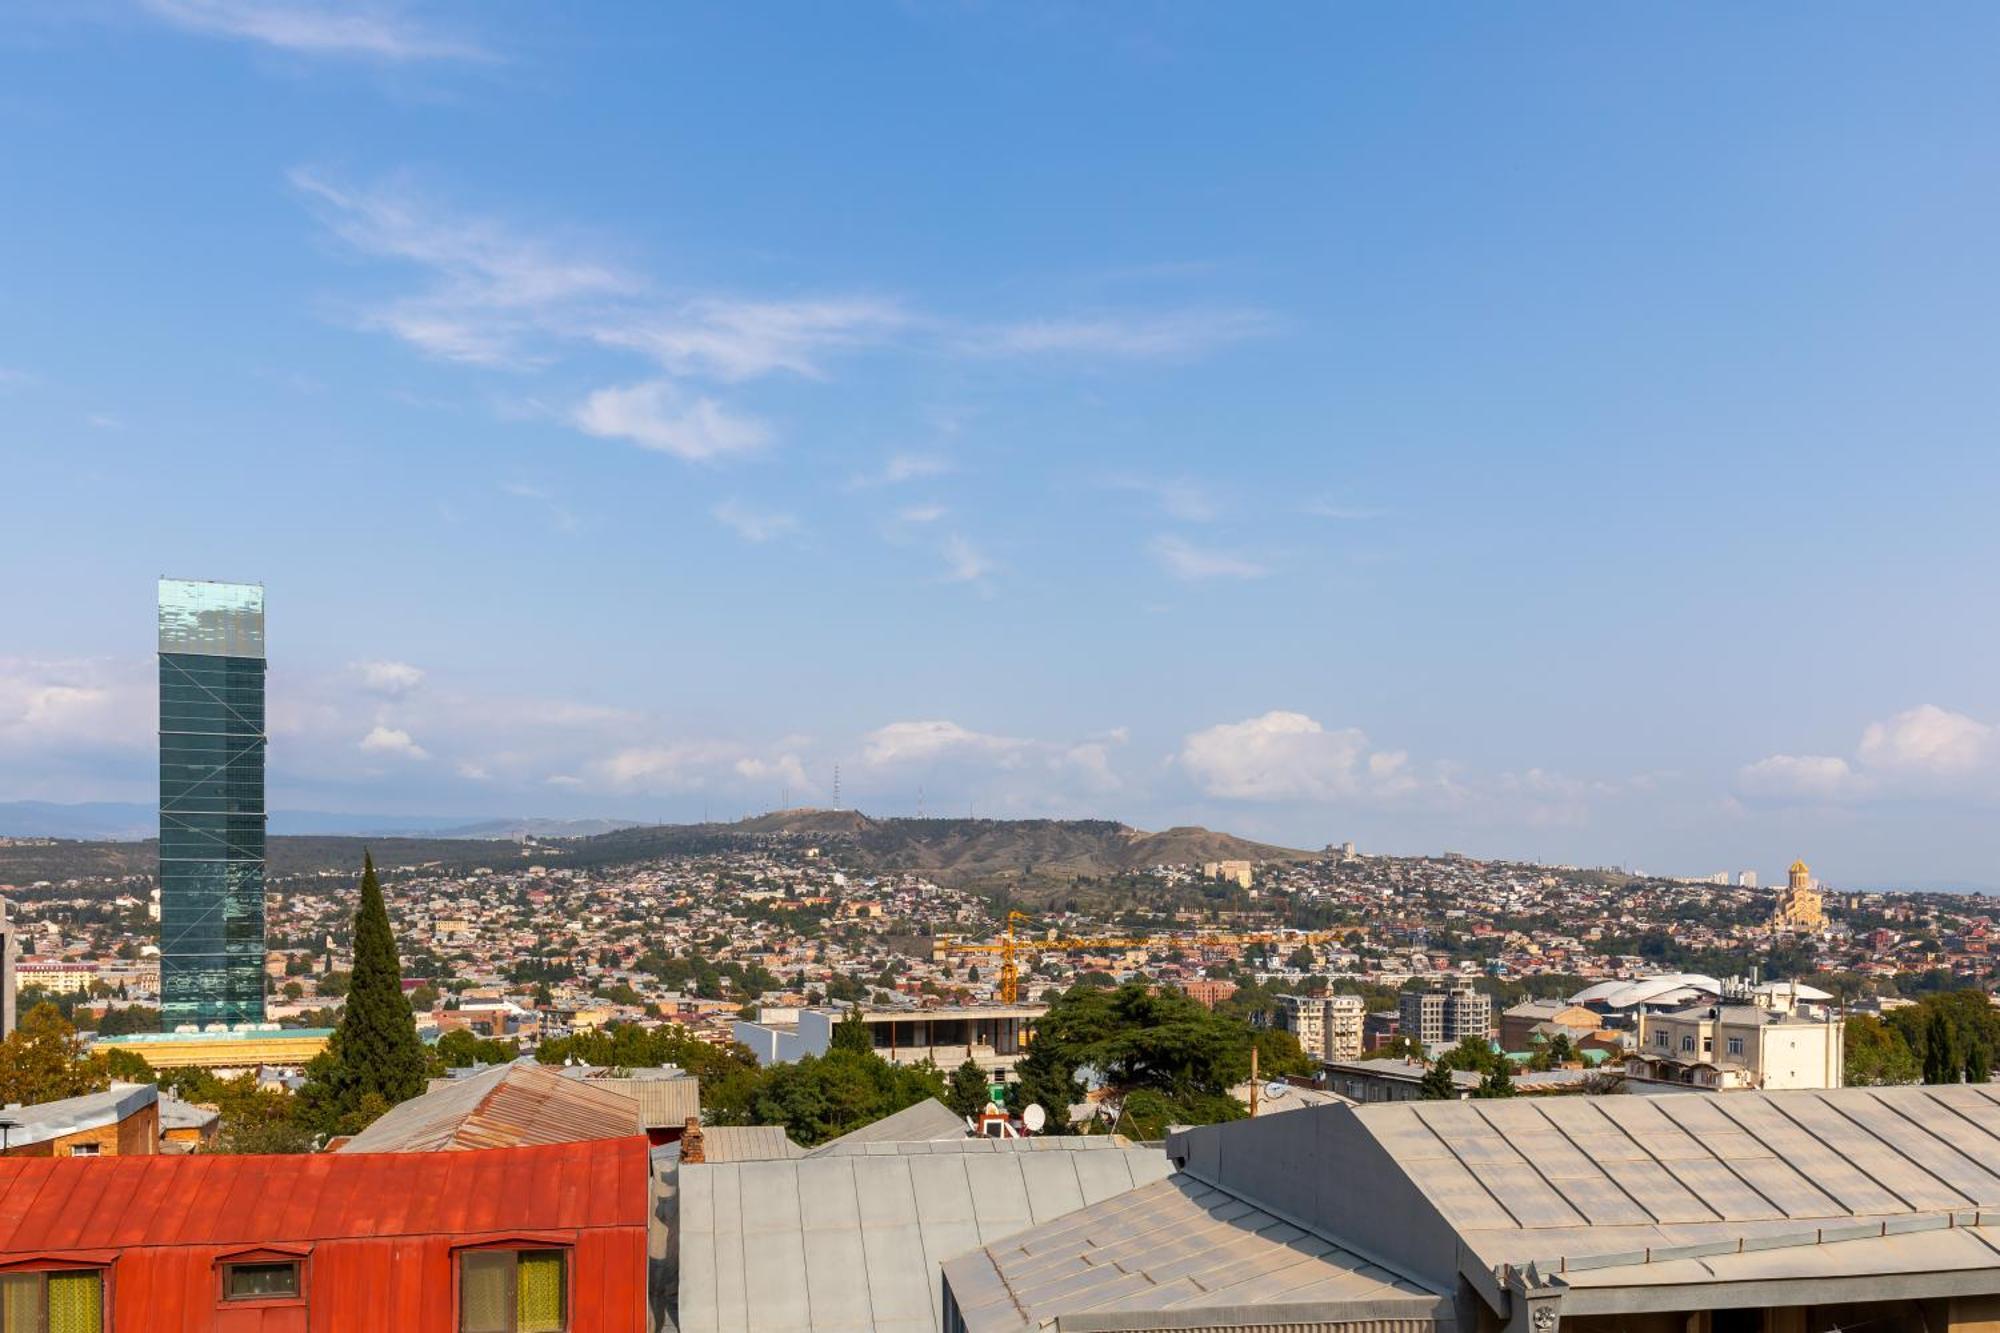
5, 6, 2000, 885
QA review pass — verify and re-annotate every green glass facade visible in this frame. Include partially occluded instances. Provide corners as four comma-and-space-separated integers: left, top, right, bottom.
158, 579, 267, 1029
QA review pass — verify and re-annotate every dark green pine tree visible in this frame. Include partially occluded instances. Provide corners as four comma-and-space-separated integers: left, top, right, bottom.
302, 852, 428, 1134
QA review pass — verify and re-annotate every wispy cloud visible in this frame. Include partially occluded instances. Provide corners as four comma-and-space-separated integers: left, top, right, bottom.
591, 297, 911, 382
1149, 534, 1269, 581
712, 499, 800, 543
1304, 498, 1381, 521
572, 381, 769, 462
1108, 474, 1217, 522
897, 503, 948, 524
968, 309, 1271, 360
848, 452, 952, 490
941, 535, 995, 583
140, 0, 491, 62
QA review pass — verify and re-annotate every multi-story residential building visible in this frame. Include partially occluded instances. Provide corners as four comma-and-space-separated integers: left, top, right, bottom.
1275, 993, 1365, 1061
157, 578, 268, 1029
13, 960, 101, 996
1629, 984, 1845, 1090
1397, 975, 1491, 1057
733, 1003, 1044, 1076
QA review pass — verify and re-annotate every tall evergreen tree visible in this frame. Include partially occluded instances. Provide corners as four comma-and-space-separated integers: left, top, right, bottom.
301, 852, 428, 1134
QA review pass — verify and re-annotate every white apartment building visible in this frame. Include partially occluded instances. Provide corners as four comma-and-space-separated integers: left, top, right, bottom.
1629, 984, 1844, 1090
1275, 993, 1366, 1061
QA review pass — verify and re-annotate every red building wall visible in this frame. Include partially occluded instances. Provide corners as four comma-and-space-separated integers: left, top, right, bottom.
0, 1139, 651, 1333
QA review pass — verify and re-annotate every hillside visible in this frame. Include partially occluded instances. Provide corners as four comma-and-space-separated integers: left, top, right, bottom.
0, 810, 1310, 891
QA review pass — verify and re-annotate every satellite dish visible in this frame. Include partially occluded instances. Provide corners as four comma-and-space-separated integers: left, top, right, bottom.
1264, 1081, 1289, 1101
1022, 1103, 1047, 1134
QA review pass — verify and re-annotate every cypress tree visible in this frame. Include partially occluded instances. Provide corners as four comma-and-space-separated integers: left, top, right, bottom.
302, 852, 428, 1133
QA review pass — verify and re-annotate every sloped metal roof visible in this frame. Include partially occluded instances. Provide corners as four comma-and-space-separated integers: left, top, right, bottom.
1352, 1084, 2000, 1273
0, 1136, 650, 1250
697, 1125, 805, 1163
336, 1060, 641, 1152
805, 1098, 968, 1154
677, 1141, 1174, 1333
584, 1073, 702, 1129
811, 1136, 1141, 1159
0, 1083, 155, 1151
943, 1172, 1445, 1333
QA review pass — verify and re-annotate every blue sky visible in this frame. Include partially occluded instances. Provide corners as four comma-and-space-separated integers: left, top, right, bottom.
5, 3, 2000, 886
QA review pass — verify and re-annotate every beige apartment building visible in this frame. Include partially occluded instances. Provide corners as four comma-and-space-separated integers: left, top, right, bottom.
1276, 992, 1366, 1061
1630, 985, 1844, 1090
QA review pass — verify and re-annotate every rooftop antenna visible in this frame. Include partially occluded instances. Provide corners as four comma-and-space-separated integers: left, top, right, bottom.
833, 764, 842, 811
917, 783, 925, 819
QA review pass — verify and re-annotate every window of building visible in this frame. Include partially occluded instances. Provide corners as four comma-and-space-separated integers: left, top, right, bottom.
460, 1250, 566, 1333
0, 1269, 104, 1333
1727, 1037, 1744, 1056
1655, 1030, 1669, 1047
65, 1145, 99, 1158
222, 1262, 300, 1301
1681, 1035, 1696, 1052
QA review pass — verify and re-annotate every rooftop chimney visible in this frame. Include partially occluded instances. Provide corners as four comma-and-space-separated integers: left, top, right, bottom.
680, 1117, 705, 1164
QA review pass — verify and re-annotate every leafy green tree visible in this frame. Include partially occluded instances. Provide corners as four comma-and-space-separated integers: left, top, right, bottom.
0, 1003, 110, 1105
1250, 1027, 1317, 1080
1474, 1064, 1516, 1098
1012, 982, 1267, 1134
830, 1004, 875, 1055
434, 1028, 521, 1069
1843, 1014, 1920, 1086
299, 853, 428, 1135
1418, 1063, 1457, 1100
947, 1059, 991, 1119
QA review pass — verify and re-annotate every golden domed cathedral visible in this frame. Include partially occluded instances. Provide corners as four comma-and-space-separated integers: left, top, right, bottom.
1771, 858, 1828, 934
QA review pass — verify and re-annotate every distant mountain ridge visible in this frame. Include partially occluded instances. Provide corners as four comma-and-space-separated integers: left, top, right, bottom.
0, 805, 1310, 887
572, 809, 1313, 886
0, 802, 647, 842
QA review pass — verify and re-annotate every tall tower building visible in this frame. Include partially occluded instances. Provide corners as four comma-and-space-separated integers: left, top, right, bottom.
158, 579, 268, 1029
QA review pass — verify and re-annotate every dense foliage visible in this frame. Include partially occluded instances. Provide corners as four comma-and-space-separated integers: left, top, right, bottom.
1843, 990, 2000, 1085
298, 853, 429, 1135
0, 1003, 112, 1106
1009, 981, 1308, 1138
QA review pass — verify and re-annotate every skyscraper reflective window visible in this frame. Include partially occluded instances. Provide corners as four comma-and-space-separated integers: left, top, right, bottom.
158, 578, 266, 1028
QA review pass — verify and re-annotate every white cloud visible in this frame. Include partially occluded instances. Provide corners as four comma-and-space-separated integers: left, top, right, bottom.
969, 309, 1271, 360
358, 725, 428, 760
849, 453, 952, 490
1110, 475, 1217, 522
864, 720, 1026, 767
712, 500, 799, 543
592, 298, 910, 382
941, 535, 995, 583
0, 658, 151, 755
1738, 705, 2000, 804
572, 381, 769, 461
139, 0, 489, 62
897, 504, 948, 524
1857, 704, 1993, 775
544, 774, 584, 788
1737, 754, 1865, 803
1179, 711, 1417, 803
1149, 535, 1269, 582
354, 659, 425, 697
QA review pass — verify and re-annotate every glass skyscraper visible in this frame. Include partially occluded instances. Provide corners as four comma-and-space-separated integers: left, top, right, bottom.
158, 578, 267, 1029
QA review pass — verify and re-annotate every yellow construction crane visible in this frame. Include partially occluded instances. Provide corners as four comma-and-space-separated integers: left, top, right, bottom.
936, 915, 1345, 1003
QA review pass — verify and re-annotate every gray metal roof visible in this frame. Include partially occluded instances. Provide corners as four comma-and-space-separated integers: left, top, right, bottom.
806, 1098, 968, 1154
943, 1173, 1445, 1333
0, 1083, 156, 1150
336, 1060, 640, 1152
1168, 1081, 2000, 1314
811, 1136, 1141, 1159
677, 1141, 1174, 1333
697, 1125, 805, 1163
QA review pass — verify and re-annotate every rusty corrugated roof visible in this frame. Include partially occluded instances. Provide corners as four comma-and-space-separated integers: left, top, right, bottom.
0, 1136, 651, 1252
337, 1061, 642, 1153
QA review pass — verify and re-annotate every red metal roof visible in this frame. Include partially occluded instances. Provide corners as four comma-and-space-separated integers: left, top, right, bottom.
0, 1136, 650, 1253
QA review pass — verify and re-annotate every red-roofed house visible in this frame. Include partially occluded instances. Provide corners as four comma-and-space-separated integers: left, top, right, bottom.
0, 1136, 651, 1331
